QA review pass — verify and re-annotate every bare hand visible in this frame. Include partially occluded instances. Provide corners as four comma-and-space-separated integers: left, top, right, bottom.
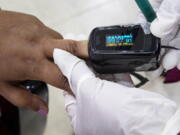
0, 11, 88, 114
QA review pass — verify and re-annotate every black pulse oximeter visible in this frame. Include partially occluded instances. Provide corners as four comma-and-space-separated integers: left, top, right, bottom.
88, 25, 161, 74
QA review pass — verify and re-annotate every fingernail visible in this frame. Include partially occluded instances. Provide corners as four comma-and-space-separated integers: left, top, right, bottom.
38, 109, 48, 116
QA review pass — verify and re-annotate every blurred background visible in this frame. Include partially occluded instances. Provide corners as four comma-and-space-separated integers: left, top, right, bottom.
0, 0, 179, 135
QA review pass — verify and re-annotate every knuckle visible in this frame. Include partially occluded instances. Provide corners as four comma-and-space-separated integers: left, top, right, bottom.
25, 16, 43, 33
30, 23, 42, 33
45, 27, 63, 39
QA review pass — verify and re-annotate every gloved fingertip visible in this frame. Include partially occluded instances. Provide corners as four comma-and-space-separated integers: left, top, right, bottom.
162, 50, 179, 70
150, 19, 163, 38
53, 48, 82, 80
151, 17, 178, 42
53, 48, 80, 63
53, 48, 61, 63
53, 48, 66, 68
53, 48, 67, 57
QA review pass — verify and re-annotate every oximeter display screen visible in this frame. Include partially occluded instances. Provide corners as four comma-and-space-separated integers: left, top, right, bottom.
106, 35, 134, 47
88, 25, 161, 74
93, 26, 156, 52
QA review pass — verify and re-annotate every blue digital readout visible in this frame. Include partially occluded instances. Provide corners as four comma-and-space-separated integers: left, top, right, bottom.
106, 35, 133, 47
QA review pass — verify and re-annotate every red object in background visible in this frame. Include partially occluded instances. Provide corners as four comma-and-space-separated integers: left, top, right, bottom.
0, 96, 20, 135
164, 67, 180, 83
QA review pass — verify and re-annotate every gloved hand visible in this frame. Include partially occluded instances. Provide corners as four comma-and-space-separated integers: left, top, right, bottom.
53, 48, 180, 135
137, 0, 180, 80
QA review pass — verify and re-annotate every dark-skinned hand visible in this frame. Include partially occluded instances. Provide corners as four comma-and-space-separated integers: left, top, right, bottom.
0, 11, 88, 115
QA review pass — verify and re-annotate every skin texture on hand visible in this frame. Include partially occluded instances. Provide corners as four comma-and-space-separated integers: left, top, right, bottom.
0, 11, 88, 114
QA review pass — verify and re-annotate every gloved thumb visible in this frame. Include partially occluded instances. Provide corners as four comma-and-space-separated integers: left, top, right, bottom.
53, 48, 95, 96
150, 0, 180, 42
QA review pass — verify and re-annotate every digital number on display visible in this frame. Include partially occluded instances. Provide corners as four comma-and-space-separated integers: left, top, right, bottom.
106, 35, 133, 47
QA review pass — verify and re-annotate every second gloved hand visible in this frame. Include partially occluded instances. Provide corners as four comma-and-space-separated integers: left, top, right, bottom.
137, 0, 180, 80
53, 48, 180, 135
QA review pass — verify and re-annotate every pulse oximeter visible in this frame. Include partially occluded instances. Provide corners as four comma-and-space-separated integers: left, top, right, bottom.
88, 25, 161, 74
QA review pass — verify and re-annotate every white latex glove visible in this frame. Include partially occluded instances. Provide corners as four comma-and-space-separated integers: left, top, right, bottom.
137, 0, 180, 80
54, 48, 180, 135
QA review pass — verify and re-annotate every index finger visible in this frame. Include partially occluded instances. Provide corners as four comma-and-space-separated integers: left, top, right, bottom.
43, 39, 88, 59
